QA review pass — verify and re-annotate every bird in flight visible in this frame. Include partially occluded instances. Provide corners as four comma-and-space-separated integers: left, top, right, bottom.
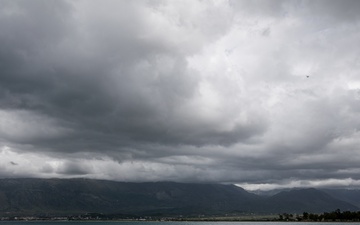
306, 75, 309, 78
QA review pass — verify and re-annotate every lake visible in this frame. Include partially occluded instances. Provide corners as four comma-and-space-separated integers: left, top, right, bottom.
0, 222, 359, 225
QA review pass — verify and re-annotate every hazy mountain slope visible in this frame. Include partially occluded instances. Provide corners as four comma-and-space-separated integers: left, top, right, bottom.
0, 179, 358, 216
0, 178, 260, 216
323, 189, 360, 208
264, 188, 358, 213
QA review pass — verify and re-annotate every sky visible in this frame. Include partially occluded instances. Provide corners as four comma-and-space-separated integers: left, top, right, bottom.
1, 0, 360, 191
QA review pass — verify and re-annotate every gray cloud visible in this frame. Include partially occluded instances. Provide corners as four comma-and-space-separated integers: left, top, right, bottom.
1, 0, 360, 190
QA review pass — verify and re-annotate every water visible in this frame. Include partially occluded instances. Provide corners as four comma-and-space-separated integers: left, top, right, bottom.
0, 222, 359, 225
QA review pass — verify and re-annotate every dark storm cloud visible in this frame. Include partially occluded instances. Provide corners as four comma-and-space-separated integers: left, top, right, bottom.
1, 0, 360, 189
0, 0, 261, 152
56, 161, 92, 175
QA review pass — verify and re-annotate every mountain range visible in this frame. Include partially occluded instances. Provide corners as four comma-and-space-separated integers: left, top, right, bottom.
0, 178, 358, 217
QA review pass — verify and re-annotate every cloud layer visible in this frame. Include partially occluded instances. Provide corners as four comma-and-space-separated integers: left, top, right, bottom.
1, 0, 360, 190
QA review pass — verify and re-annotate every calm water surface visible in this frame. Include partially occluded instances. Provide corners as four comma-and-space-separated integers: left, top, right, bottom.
1, 222, 359, 225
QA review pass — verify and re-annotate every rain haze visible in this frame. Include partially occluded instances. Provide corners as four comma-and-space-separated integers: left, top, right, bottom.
1, 0, 360, 191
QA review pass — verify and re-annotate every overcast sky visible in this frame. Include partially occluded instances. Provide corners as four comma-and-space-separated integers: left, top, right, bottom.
1, 0, 360, 190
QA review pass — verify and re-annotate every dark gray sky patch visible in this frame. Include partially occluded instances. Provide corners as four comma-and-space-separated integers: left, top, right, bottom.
56, 161, 91, 175
1, 0, 360, 189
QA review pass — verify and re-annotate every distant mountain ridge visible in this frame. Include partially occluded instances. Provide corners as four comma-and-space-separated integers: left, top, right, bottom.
322, 189, 360, 208
265, 188, 357, 213
0, 178, 358, 216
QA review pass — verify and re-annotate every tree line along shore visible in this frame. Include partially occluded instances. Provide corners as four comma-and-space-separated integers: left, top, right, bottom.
2, 209, 360, 222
